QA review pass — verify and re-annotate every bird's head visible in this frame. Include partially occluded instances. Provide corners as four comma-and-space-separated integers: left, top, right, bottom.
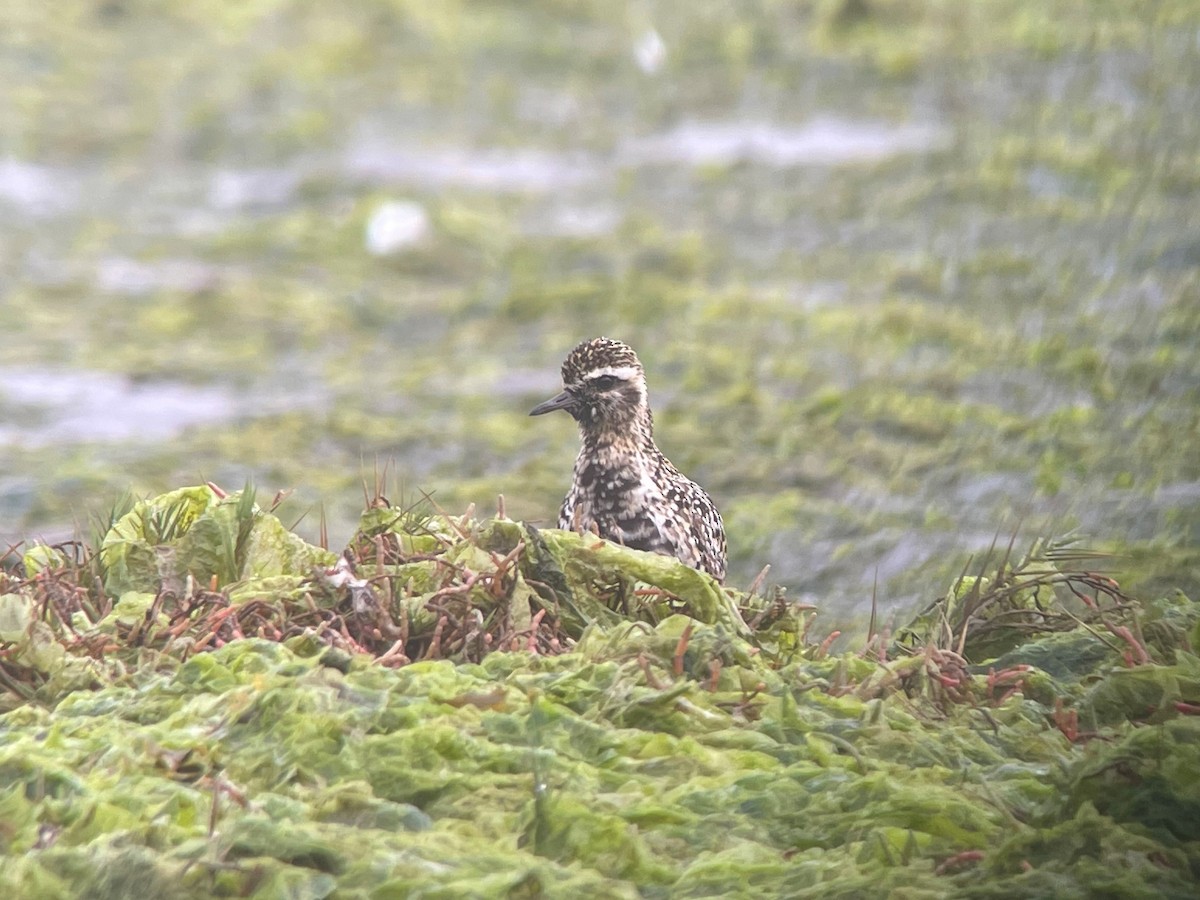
530, 337, 649, 432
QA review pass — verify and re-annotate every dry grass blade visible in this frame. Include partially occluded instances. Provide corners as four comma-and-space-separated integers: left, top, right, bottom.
896, 533, 1140, 664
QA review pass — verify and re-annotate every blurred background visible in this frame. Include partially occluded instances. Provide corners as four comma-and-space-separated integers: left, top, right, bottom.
1, 1, 1197, 627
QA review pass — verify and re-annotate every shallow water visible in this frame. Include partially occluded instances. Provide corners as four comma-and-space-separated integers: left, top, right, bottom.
1, 2, 1197, 624
0, 368, 236, 445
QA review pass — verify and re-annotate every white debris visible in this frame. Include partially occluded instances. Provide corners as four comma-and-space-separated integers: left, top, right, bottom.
364, 200, 431, 255
634, 29, 666, 74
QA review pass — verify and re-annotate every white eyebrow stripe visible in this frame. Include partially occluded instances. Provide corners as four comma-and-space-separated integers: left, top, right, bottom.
586, 365, 640, 381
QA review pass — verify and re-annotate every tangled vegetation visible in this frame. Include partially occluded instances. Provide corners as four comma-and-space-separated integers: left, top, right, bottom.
1, 485, 1198, 897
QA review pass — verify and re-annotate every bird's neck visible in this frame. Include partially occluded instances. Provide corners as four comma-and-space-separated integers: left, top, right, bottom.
579, 407, 656, 461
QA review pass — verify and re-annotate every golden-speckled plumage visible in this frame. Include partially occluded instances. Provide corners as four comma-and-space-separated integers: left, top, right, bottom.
530, 337, 727, 581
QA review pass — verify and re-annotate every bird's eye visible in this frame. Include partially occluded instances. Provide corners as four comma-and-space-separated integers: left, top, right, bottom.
591, 375, 619, 390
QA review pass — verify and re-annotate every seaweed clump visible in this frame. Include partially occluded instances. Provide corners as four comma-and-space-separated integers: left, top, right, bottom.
1, 484, 1198, 897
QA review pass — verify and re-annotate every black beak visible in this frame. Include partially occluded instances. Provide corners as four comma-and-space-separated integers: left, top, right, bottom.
529, 390, 576, 417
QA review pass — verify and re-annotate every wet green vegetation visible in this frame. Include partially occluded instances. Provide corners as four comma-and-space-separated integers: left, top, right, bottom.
1, 4, 1199, 890
2, 485, 1199, 896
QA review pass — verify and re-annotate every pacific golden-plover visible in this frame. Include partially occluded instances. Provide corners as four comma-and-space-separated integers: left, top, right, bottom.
530, 337, 727, 581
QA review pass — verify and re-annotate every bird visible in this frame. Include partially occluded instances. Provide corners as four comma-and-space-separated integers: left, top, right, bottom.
529, 337, 727, 581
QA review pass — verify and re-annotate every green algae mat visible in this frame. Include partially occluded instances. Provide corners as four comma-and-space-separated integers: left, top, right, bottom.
2, 485, 1199, 897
